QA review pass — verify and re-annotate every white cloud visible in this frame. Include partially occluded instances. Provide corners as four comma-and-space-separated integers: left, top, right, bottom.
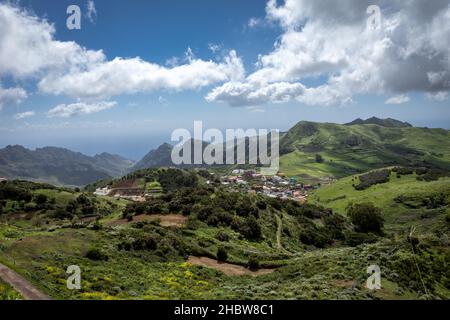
246, 106, 266, 113
385, 94, 410, 105
248, 17, 263, 28
47, 101, 116, 118
206, 81, 305, 106
0, 4, 245, 101
426, 91, 449, 102
0, 86, 27, 109
208, 0, 450, 106
0, 4, 104, 79
38, 51, 245, 100
208, 43, 221, 53
14, 111, 35, 119
86, 0, 97, 24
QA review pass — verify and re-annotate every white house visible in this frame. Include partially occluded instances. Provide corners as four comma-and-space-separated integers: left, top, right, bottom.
94, 186, 111, 196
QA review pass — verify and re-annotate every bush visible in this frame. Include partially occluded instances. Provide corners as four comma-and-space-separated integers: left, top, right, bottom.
323, 213, 347, 240
344, 232, 378, 246
236, 202, 259, 218
256, 200, 267, 210
132, 236, 158, 251
347, 202, 384, 233
299, 225, 332, 248
315, 154, 324, 163
91, 221, 102, 231
158, 169, 199, 192
217, 246, 228, 262
34, 194, 48, 207
354, 169, 391, 190
215, 230, 230, 242
51, 208, 73, 220
231, 216, 262, 241
86, 248, 108, 261
248, 257, 260, 271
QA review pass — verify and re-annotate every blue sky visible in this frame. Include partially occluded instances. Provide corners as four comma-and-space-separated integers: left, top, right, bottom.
0, 0, 449, 160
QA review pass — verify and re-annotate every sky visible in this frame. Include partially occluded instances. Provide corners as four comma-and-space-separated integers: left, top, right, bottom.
0, 0, 449, 160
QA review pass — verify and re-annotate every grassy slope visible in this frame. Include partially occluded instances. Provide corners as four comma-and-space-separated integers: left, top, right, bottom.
1, 220, 436, 300
309, 171, 450, 232
279, 122, 450, 181
0, 173, 449, 300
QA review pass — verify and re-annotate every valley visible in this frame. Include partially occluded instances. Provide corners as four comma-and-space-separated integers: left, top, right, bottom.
0, 118, 449, 300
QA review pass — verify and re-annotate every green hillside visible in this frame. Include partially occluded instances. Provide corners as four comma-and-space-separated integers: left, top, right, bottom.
310, 170, 450, 233
279, 120, 450, 182
1, 168, 449, 300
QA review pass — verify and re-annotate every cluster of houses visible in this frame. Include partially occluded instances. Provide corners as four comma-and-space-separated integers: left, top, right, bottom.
93, 185, 146, 202
92, 169, 332, 204
218, 169, 322, 203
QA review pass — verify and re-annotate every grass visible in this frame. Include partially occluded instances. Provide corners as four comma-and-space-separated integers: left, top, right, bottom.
0, 169, 448, 300
0, 278, 22, 300
279, 122, 450, 180
309, 171, 450, 232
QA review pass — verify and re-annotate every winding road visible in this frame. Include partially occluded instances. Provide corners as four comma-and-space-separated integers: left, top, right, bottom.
0, 263, 51, 300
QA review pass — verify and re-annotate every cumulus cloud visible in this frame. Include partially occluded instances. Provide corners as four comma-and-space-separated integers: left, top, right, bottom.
385, 94, 410, 105
0, 4, 104, 79
0, 86, 27, 109
206, 81, 305, 106
0, 3, 245, 101
47, 101, 116, 118
14, 111, 35, 120
39, 51, 245, 100
207, 0, 450, 106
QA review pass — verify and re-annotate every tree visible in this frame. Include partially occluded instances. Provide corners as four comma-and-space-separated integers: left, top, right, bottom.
34, 194, 48, 209
347, 202, 384, 233
315, 154, 324, 163
66, 200, 78, 214
248, 257, 260, 271
217, 246, 228, 262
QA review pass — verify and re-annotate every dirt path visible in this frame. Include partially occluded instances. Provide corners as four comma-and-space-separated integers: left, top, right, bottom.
109, 214, 188, 228
275, 214, 283, 250
0, 263, 51, 300
187, 256, 274, 277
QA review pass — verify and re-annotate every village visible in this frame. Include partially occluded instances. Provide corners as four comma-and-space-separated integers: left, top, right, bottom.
216, 169, 330, 203
93, 168, 333, 204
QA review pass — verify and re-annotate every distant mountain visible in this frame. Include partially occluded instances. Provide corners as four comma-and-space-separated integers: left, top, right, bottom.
279, 119, 450, 181
93, 152, 135, 177
131, 140, 213, 171
0, 145, 134, 186
345, 117, 412, 128
132, 143, 174, 170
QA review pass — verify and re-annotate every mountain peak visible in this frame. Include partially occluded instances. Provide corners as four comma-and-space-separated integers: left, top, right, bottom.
345, 117, 412, 128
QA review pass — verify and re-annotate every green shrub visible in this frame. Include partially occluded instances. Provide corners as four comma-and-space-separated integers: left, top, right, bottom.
217, 246, 228, 262
215, 230, 230, 242
344, 232, 378, 247
248, 257, 260, 271
86, 247, 108, 261
299, 225, 332, 248
354, 169, 391, 190
347, 202, 384, 233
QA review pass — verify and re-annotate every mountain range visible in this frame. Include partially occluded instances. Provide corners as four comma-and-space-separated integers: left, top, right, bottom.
1, 117, 449, 185
0, 145, 134, 186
